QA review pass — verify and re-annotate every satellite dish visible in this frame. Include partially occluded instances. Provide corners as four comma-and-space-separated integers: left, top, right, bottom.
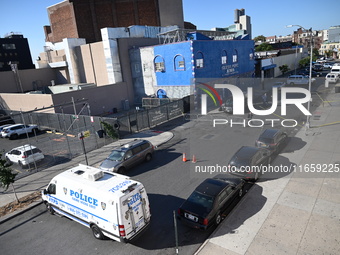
157, 89, 167, 98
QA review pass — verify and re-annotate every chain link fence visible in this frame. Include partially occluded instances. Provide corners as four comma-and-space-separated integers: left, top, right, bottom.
2, 96, 191, 172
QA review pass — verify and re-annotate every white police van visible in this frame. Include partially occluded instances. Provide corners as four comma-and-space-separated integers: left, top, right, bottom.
41, 164, 151, 242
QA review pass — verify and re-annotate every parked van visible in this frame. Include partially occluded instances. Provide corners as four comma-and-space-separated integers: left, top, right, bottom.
286, 75, 314, 85
325, 73, 339, 83
99, 139, 154, 173
331, 66, 340, 75
42, 164, 151, 242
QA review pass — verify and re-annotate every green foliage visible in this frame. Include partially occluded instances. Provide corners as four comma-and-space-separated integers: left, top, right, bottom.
279, 64, 290, 75
325, 50, 333, 58
255, 43, 274, 52
100, 121, 119, 139
253, 35, 266, 42
0, 153, 17, 191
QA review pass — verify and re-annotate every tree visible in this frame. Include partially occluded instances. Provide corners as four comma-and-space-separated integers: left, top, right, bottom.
255, 43, 274, 52
0, 153, 19, 203
279, 64, 290, 75
253, 35, 266, 43
100, 121, 119, 139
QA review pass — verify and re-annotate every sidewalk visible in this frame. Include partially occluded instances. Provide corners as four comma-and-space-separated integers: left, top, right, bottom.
0, 129, 174, 223
195, 84, 340, 255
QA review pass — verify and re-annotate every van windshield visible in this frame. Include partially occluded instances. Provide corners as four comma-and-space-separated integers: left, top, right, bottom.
107, 150, 124, 161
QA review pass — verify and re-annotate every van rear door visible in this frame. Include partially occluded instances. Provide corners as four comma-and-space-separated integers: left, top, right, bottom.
120, 184, 151, 240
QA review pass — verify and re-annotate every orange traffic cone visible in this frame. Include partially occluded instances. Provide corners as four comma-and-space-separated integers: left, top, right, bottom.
182, 153, 187, 162
191, 154, 197, 163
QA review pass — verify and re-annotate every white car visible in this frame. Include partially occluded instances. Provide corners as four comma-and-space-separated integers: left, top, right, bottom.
0, 124, 12, 133
286, 75, 315, 85
1, 123, 39, 139
5, 144, 45, 168
325, 73, 339, 83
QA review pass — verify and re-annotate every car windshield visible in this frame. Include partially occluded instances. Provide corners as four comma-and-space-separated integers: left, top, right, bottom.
229, 156, 250, 168
107, 150, 124, 161
187, 191, 214, 211
258, 137, 274, 144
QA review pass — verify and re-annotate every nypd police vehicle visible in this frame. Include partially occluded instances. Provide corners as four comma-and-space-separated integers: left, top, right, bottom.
41, 164, 151, 242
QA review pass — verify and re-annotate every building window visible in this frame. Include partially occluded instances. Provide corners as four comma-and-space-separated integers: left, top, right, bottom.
233, 49, 238, 63
195, 52, 204, 69
221, 50, 227, 65
174, 54, 185, 71
154, 55, 165, 72
2, 43, 16, 50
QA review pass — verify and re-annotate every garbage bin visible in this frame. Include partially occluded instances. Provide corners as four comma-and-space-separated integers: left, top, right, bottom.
96, 130, 105, 138
335, 84, 340, 93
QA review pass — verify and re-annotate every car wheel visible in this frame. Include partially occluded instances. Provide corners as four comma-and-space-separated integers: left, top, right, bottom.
45, 202, 55, 215
18, 161, 24, 168
215, 213, 222, 225
5, 156, 10, 163
238, 188, 243, 197
145, 153, 152, 162
91, 224, 104, 240
117, 167, 126, 174
10, 134, 18, 140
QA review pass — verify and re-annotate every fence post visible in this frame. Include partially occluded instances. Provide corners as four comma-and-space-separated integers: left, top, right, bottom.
146, 109, 151, 129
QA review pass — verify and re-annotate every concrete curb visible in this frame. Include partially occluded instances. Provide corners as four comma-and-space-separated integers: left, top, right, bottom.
0, 200, 44, 224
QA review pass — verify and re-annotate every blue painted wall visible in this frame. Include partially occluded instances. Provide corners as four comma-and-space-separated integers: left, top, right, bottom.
192, 40, 255, 79
153, 41, 193, 86
151, 39, 254, 86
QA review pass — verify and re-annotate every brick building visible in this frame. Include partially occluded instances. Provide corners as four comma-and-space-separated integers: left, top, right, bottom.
44, 0, 184, 44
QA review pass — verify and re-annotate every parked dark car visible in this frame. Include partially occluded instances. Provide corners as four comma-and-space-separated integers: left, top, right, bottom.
177, 175, 245, 230
298, 70, 322, 77
312, 64, 323, 72
255, 129, 288, 155
228, 146, 271, 181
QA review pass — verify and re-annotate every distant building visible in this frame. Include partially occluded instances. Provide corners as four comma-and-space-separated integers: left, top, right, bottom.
44, 0, 184, 44
291, 28, 324, 51
212, 8, 252, 39
328, 25, 340, 43
0, 33, 35, 72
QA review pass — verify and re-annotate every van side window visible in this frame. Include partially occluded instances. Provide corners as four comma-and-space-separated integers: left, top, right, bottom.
125, 150, 133, 159
141, 143, 150, 150
132, 146, 142, 155
47, 183, 56, 194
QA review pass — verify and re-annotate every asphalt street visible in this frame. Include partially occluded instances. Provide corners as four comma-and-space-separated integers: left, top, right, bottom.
0, 74, 334, 255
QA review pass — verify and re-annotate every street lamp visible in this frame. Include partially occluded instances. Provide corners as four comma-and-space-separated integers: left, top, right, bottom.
287, 24, 313, 129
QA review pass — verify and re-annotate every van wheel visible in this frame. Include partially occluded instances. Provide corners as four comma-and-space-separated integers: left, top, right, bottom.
238, 188, 243, 197
117, 167, 125, 174
45, 203, 55, 215
215, 213, 222, 225
91, 224, 104, 240
145, 153, 152, 162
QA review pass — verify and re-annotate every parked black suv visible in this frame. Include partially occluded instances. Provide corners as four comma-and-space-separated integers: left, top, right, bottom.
177, 175, 245, 230
255, 129, 288, 155
228, 146, 271, 181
